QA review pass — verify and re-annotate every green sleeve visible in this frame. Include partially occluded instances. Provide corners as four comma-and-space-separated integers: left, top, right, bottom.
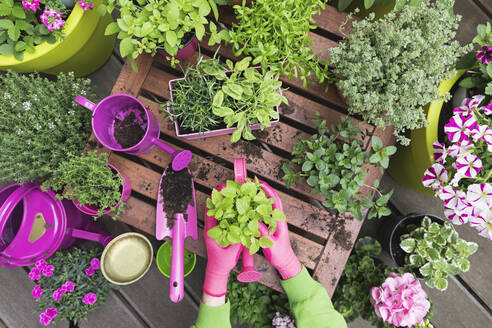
280, 267, 347, 328
190, 301, 231, 328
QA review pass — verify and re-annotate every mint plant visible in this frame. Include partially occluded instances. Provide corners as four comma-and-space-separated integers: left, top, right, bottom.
282, 115, 394, 220
336, 0, 423, 11
42, 151, 125, 219
400, 216, 478, 291
330, 0, 470, 145
0, 71, 93, 183
206, 177, 286, 254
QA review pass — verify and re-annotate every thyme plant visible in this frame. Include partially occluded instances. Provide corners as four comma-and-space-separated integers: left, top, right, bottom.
0, 71, 93, 183
330, 0, 470, 145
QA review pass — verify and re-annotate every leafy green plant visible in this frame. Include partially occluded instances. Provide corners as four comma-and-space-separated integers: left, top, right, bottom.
31, 247, 114, 326
282, 114, 394, 220
102, 0, 222, 70
212, 0, 232, 5
400, 216, 479, 291
206, 177, 286, 254
223, 0, 331, 88
228, 271, 290, 328
42, 151, 125, 219
336, 0, 423, 12
0, 71, 93, 183
330, 0, 470, 145
165, 55, 287, 142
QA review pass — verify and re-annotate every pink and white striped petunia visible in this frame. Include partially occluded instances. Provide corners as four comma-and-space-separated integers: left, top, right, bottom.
469, 211, 492, 240
432, 141, 447, 164
483, 103, 492, 115
447, 139, 473, 158
466, 183, 492, 210
456, 154, 482, 178
471, 124, 492, 142
444, 208, 468, 225
461, 95, 485, 110
444, 115, 478, 143
422, 164, 448, 190
438, 186, 467, 211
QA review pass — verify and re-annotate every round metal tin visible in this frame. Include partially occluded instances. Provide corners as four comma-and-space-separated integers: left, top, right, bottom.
101, 232, 153, 285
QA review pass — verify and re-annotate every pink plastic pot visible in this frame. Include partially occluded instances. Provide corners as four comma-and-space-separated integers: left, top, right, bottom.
72, 163, 132, 217
0, 183, 113, 268
159, 34, 199, 61
167, 72, 281, 140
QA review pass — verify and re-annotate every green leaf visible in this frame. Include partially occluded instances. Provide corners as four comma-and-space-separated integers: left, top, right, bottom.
371, 136, 383, 151
235, 57, 252, 71
0, 43, 13, 56
338, 0, 353, 11
97, 3, 107, 16
195, 22, 205, 40
236, 197, 250, 215
259, 237, 274, 248
459, 77, 476, 89
435, 277, 448, 291
272, 208, 286, 222
302, 161, 313, 172
240, 182, 257, 197
456, 51, 478, 69
427, 248, 439, 261
104, 22, 119, 35
7, 26, 19, 41
207, 226, 222, 240
256, 204, 271, 217
141, 22, 153, 37
248, 219, 258, 233
419, 262, 432, 277
119, 38, 134, 58
400, 238, 416, 253
212, 106, 234, 117
11, 5, 25, 18
212, 90, 224, 107
0, 19, 13, 31
364, 0, 375, 9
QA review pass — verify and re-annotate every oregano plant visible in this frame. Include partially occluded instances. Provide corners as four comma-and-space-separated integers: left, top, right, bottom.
206, 177, 286, 254
283, 114, 394, 220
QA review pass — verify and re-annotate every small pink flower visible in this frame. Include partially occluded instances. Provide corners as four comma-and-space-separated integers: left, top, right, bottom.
42, 265, 54, 277
432, 141, 447, 164
45, 308, 58, 319
472, 124, 492, 142
82, 292, 97, 305
477, 45, 492, 65
63, 281, 75, 292
467, 183, 492, 210
85, 267, 95, 276
40, 8, 65, 32
483, 103, 492, 116
78, 1, 95, 12
29, 267, 41, 281
32, 285, 43, 299
422, 163, 448, 190
461, 95, 485, 111
52, 289, 63, 301
22, 0, 40, 11
39, 312, 52, 326
444, 208, 468, 225
90, 258, 101, 270
448, 139, 473, 158
444, 115, 477, 143
438, 186, 467, 211
35, 259, 47, 269
456, 154, 482, 178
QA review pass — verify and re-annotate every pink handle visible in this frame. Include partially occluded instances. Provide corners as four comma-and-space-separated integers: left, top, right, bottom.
170, 213, 185, 303
234, 158, 247, 183
242, 248, 255, 268
74, 95, 96, 111
71, 229, 113, 246
151, 138, 178, 156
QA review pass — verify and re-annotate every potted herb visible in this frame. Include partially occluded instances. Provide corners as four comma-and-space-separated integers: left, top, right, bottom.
102, 0, 222, 70
42, 151, 130, 219
206, 177, 286, 254
330, 0, 470, 146
165, 55, 287, 142
282, 114, 394, 220
334, 0, 424, 18
422, 96, 491, 240
222, 0, 331, 88
0, 0, 116, 76
388, 215, 478, 291
0, 71, 93, 183
29, 247, 114, 326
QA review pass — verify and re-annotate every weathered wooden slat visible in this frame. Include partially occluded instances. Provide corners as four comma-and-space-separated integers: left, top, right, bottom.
312, 4, 356, 37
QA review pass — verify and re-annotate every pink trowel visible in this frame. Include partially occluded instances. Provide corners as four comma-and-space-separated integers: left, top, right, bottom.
156, 166, 197, 303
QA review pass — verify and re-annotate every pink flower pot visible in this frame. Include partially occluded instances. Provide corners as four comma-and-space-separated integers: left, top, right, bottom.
159, 34, 199, 61
73, 163, 131, 217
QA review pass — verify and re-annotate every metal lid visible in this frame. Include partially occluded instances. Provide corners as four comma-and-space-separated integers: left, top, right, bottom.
101, 232, 153, 285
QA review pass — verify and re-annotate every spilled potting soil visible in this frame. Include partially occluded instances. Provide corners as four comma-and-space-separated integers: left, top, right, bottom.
159, 168, 193, 229
113, 107, 147, 149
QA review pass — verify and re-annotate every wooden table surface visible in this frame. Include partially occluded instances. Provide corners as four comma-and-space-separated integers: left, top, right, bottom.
85, 3, 394, 295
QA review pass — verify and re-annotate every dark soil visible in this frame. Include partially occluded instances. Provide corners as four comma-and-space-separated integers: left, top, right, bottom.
328, 216, 352, 251
113, 108, 147, 149
252, 129, 269, 139
159, 168, 194, 229
231, 141, 264, 164
196, 163, 211, 181
280, 102, 295, 115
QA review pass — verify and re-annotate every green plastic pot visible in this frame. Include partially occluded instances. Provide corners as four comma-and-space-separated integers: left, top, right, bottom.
0, 0, 116, 77
156, 241, 196, 278
388, 69, 466, 195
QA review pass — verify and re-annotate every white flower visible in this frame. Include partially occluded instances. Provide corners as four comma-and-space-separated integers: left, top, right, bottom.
469, 210, 492, 240
467, 184, 492, 210
438, 186, 467, 211
23, 101, 31, 111
422, 164, 448, 190
444, 208, 467, 225
4, 93, 11, 100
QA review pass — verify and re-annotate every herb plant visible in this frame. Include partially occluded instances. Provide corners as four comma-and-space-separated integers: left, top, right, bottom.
29, 247, 114, 326
400, 216, 479, 291
42, 151, 125, 219
330, 0, 470, 145
165, 55, 287, 142
228, 271, 290, 328
212, 0, 231, 5
224, 0, 330, 88
102, 0, 221, 71
206, 177, 286, 254
0, 71, 93, 183
282, 114, 394, 220
336, 0, 422, 12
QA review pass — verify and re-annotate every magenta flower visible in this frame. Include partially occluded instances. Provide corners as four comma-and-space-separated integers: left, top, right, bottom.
32, 285, 43, 299
35, 259, 47, 269
85, 267, 95, 276
90, 258, 101, 270
78, 1, 95, 12
456, 154, 482, 178
63, 281, 75, 292
472, 124, 492, 142
39, 312, 52, 326
42, 265, 54, 277
45, 308, 58, 319
370, 273, 430, 327
454, 95, 485, 116
438, 186, 467, 211
477, 45, 492, 65
422, 163, 448, 190
432, 141, 447, 164
52, 289, 63, 301
448, 139, 473, 158
22, 0, 40, 11
444, 208, 468, 225
469, 214, 492, 240
82, 292, 97, 305
466, 183, 492, 210
29, 267, 41, 281
483, 103, 492, 116
40, 8, 65, 32
444, 115, 477, 143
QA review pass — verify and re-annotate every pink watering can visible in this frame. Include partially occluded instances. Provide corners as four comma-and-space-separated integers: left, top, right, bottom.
0, 183, 113, 267
75, 94, 192, 171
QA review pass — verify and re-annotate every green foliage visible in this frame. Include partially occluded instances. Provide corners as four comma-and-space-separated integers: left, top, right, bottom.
212, 0, 232, 5
42, 151, 125, 219
206, 177, 286, 254
333, 237, 392, 327
228, 271, 290, 328
103, 0, 220, 71
415, 319, 434, 328
0, 71, 93, 183
330, 0, 470, 145
34, 247, 115, 326
336, 0, 424, 12
282, 114, 394, 220
400, 216, 479, 291
0, 0, 65, 60
224, 0, 332, 88
165, 54, 287, 142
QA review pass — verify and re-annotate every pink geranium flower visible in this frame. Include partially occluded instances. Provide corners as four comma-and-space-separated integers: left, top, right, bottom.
456, 154, 482, 178
422, 163, 448, 190
432, 141, 447, 164
477, 45, 492, 65
82, 292, 97, 305
90, 258, 101, 270
444, 115, 477, 143
32, 285, 43, 299
29, 267, 41, 281
22, 0, 40, 11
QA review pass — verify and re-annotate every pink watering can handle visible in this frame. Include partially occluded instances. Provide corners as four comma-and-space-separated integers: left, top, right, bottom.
170, 213, 185, 303
74, 95, 96, 112
151, 138, 192, 171
71, 229, 113, 246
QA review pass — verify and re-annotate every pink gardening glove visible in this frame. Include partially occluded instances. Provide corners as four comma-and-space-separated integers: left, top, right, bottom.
258, 183, 302, 280
203, 213, 242, 297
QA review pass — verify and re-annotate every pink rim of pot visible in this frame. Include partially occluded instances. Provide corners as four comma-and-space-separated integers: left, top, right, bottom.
159, 34, 199, 61
73, 163, 131, 217
167, 67, 282, 140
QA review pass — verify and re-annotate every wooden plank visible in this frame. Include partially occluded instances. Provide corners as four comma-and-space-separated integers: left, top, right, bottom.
474, 0, 492, 19
454, 0, 492, 45
313, 4, 356, 37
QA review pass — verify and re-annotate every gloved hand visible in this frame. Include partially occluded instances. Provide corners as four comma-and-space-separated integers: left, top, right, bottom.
203, 213, 242, 297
